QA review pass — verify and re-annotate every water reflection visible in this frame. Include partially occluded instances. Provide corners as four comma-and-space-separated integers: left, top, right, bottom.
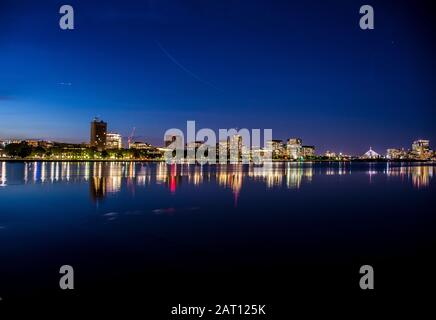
0, 161, 434, 202
385, 162, 434, 188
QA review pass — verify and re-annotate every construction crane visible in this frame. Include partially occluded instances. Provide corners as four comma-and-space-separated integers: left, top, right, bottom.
127, 127, 136, 147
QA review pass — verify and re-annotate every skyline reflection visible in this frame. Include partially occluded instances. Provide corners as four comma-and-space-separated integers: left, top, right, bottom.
0, 162, 434, 203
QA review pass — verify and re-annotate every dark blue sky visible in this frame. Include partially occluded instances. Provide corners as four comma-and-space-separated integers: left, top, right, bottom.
0, 0, 435, 154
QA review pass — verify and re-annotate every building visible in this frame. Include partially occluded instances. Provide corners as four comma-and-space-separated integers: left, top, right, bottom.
386, 148, 407, 160
412, 139, 430, 153
164, 135, 183, 148
187, 141, 204, 149
4, 139, 22, 145
106, 133, 122, 149
229, 135, 243, 159
25, 140, 40, 147
411, 139, 431, 160
266, 140, 286, 158
361, 147, 381, 159
129, 141, 152, 150
324, 150, 337, 159
217, 140, 228, 161
286, 138, 302, 160
90, 118, 107, 151
301, 145, 315, 158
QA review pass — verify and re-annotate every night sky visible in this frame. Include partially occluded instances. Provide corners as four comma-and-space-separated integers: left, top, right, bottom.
0, 0, 435, 154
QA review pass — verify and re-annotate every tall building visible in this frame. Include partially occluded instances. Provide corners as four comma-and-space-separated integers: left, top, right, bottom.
412, 139, 430, 152
229, 135, 243, 160
286, 138, 302, 160
267, 140, 286, 158
411, 139, 431, 160
106, 133, 122, 149
90, 118, 107, 151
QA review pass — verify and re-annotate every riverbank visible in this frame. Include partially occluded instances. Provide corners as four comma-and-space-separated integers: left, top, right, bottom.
0, 158, 434, 163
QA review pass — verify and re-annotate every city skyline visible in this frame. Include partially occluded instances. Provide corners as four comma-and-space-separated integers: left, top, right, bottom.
1, 0, 435, 308
0, 121, 433, 154
0, 116, 434, 157
0, 117, 433, 160
1, 0, 435, 154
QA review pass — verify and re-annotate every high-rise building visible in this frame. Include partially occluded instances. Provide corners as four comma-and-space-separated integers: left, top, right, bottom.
286, 138, 302, 160
229, 135, 243, 160
266, 140, 285, 158
411, 139, 431, 159
90, 118, 107, 151
412, 139, 430, 152
106, 133, 122, 149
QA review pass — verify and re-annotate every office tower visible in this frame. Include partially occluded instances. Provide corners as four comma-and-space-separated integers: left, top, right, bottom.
266, 140, 286, 158
106, 133, 122, 149
229, 134, 243, 160
90, 118, 107, 151
412, 139, 430, 152
411, 139, 431, 160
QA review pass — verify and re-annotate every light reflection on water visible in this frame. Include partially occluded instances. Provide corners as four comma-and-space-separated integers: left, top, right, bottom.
0, 161, 435, 298
0, 161, 434, 199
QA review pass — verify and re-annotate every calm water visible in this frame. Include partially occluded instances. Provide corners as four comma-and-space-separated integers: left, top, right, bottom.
0, 161, 435, 301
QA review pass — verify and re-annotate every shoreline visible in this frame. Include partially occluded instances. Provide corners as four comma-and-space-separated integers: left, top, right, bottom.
0, 158, 434, 164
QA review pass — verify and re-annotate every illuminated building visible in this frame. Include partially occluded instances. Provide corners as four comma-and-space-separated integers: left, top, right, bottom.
129, 141, 152, 149
286, 138, 302, 160
301, 145, 315, 158
186, 141, 204, 161
218, 140, 228, 158
412, 139, 430, 152
90, 118, 107, 151
411, 139, 432, 160
229, 135, 243, 161
324, 151, 337, 159
251, 148, 266, 163
386, 148, 407, 160
165, 135, 183, 148
106, 133, 122, 149
25, 140, 39, 147
187, 141, 204, 149
39, 141, 54, 148
266, 140, 286, 158
4, 139, 23, 145
0, 140, 5, 157
361, 147, 381, 159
